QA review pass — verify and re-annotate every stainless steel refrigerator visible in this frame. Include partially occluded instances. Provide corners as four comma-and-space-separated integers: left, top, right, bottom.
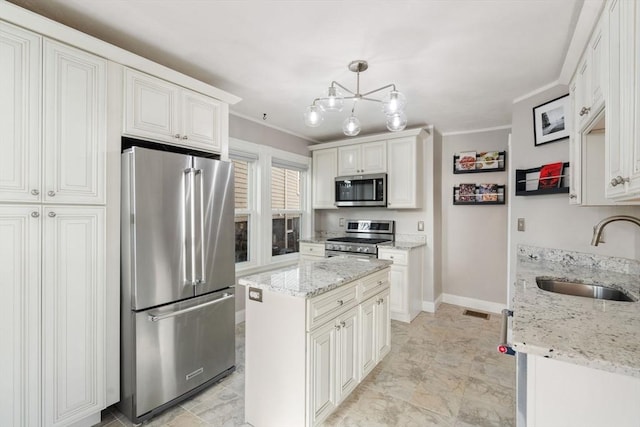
119, 146, 236, 423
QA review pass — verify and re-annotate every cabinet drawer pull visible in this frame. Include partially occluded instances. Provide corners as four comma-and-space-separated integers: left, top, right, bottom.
579, 106, 591, 116
174, 134, 181, 139
31, 189, 40, 196
31, 211, 40, 218
47, 190, 55, 197
337, 300, 344, 306
182, 135, 188, 140
569, 193, 577, 199
335, 324, 341, 330
340, 321, 346, 327
48, 212, 56, 218
377, 280, 383, 285
610, 176, 630, 187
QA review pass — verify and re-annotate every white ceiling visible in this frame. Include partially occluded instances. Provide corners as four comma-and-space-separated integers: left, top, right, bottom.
8, 0, 581, 143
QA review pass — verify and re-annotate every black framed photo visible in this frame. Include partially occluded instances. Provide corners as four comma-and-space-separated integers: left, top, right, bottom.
533, 94, 570, 146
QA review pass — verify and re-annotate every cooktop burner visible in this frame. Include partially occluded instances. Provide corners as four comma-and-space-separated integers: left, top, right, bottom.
326, 237, 390, 245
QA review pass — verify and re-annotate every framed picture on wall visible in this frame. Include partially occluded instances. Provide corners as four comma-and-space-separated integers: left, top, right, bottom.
533, 94, 570, 146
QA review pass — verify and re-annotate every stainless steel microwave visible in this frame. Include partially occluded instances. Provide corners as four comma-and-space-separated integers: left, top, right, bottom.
335, 173, 387, 207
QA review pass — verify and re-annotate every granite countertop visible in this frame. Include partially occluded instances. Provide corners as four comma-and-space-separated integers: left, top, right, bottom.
382, 241, 426, 250
299, 238, 326, 244
238, 256, 392, 298
513, 245, 640, 378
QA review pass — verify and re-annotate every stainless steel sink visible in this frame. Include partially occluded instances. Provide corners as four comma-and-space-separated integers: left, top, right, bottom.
535, 278, 636, 302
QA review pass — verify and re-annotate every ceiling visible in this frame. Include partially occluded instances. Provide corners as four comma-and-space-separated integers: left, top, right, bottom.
8, 0, 582, 143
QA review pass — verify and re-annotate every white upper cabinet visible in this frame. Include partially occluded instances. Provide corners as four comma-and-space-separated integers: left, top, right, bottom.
43, 40, 106, 205
0, 25, 106, 206
0, 22, 41, 203
337, 141, 386, 176
574, 18, 605, 132
312, 148, 338, 209
605, 0, 640, 201
124, 68, 222, 153
387, 136, 419, 208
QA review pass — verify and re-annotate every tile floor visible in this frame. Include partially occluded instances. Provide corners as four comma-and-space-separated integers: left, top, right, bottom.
96, 303, 515, 427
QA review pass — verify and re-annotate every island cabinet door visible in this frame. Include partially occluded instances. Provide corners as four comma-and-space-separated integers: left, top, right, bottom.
308, 321, 337, 426
375, 289, 391, 359
335, 307, 359, 404
359, 296, 377, 378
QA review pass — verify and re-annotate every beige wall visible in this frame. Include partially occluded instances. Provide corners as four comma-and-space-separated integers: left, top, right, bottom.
508, 84, 640, 294
229, 114, 312, 156
441, 128, 510, 306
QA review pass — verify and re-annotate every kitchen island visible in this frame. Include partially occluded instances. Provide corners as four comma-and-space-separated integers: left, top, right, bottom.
239, 257, 392, 427
512, 245, 640, 427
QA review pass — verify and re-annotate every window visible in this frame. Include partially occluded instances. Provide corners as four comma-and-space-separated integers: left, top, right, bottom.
230, 137, 310, 271
231, 157, 255, 264
271, 166, 301, 257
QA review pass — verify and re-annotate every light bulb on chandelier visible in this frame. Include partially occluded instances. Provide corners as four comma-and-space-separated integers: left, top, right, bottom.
303, 60, 407, 136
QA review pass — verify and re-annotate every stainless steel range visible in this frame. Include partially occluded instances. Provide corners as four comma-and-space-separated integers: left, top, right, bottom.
325, 219, 395, 259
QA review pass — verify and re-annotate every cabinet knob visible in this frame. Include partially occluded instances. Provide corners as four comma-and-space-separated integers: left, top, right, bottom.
48, 212, 56, 218
335, 324, 341, 330
377, 298, 383, 305
337, 300, 344, 306
377, 280, 383, 285
31, 189, 40, 196
610, 176, 630, 187
569, 194, 577, 199
47, 190, 55, 197
182, 135, 188, 140
174, 134, 181, 139
31, 211, 40, 218
340, 321, 346, 327
579, 106, 591, 116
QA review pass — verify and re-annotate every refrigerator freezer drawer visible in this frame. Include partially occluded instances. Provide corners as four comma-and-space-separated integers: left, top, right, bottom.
134, 289, 235, 417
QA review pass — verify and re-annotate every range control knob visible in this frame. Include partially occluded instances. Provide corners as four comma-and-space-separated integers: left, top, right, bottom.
356, 247, 362, 252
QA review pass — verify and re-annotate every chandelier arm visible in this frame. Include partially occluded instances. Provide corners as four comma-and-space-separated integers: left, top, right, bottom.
316, 95, 358, 103
360, 83, 397, 98
360, 97, 384, 103
332, 81, 355, 96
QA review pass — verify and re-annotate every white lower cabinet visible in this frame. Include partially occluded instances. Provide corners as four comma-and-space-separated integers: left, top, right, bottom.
0, 205, 106, 427
526, 355, 640, 427
378, 246, 423, 323
299, 242, 326, 260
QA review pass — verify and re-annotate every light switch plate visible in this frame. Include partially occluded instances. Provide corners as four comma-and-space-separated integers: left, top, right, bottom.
339, 218, 345, 227
417, 221, 424, 231
517, 218, 525, 232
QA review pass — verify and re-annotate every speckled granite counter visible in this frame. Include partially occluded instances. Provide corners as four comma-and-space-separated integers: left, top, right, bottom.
384, 241, 426, 250
513, 245, 640, 378
238, 256, 392, 298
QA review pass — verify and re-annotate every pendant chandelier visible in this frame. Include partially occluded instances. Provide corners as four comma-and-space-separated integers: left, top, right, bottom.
303, 60, 407, 136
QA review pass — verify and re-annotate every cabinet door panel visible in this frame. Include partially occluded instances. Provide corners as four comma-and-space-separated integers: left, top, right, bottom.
336, 308, 359, 403
312, 148, 338, 209
124, 69, 179, 143
309, 322, 336, 425
359, 297, 377, 378
389, 266, 407, 315
376, 289, 391, 359
387, 137, 417, 208
43, 40, 106, 204
361, 141, 387, 173
181, 89, 221, 151
43, 206, 105, 426
337, 145, 360, 175
0, 23, 41, 202
0, 206, 41, 426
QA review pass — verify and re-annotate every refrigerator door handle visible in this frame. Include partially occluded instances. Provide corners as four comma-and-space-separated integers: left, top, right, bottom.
147, 292, 234, 322
193, 169, 206, 286
184, 167, 196, 286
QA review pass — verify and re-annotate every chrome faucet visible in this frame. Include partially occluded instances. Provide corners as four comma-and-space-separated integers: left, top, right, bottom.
591, 215, 640, 246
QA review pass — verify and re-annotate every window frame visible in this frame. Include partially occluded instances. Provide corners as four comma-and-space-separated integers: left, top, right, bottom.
229, 150, 259, 270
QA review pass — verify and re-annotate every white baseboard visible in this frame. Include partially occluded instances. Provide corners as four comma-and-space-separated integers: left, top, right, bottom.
421, 294, 443, 313
441, 293, 506, 314
235, 309, 246, 325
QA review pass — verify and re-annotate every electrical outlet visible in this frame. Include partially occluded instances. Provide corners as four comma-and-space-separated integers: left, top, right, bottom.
339, 218, 345, 227
517, 218, 525, 232
417, 221, 424, 231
